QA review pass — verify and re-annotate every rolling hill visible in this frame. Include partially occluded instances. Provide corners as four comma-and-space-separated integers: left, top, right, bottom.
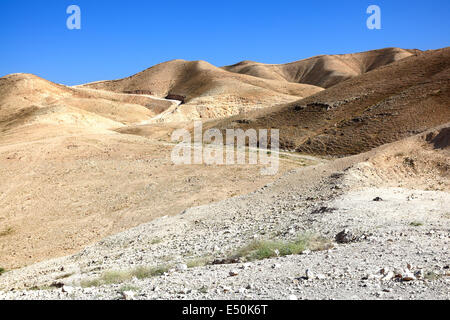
207, 47, 450, 156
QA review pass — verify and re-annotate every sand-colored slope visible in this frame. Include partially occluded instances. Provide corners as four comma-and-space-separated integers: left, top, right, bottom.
0, 123, 302, 269
344, 124, 449, 191
79, 60, 323, 122
209, 48, 450, 156
0, 73, 177, 132
223, 48, 419, 88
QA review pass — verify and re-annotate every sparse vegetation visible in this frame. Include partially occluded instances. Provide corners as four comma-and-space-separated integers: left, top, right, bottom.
410, 221, 423, 227
80, 264, 172, 287
424, 271, 441, 281
186, 256, 212, 268
0, 267, 6, 275
132, 265, 171, 279
228, 233, 332, 262
150, 238, 162, 245
101, 270, 131, 284
198, 286, 208, 294
80, 278, 102, 288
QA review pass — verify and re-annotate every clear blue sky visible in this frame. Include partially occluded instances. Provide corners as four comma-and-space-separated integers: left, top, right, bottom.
1, 0, 449, 85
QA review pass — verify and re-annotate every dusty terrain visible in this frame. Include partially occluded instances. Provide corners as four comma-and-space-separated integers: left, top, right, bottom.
0, 125, 448, 299
79, 60, 323, 122
0, 123, 307, 269
209, 47, 450, 156
0, 47, 448, 300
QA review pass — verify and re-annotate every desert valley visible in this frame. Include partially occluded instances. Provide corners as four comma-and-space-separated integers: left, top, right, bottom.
0, 47, 449, 300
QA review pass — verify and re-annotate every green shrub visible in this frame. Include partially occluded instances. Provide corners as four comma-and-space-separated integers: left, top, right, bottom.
187, 256, 211, 268
229, 233, 332, 262
80, 264, 172, 287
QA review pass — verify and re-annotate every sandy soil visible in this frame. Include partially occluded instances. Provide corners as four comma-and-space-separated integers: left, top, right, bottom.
0, 122, 313, 270
0, 126, 447, 299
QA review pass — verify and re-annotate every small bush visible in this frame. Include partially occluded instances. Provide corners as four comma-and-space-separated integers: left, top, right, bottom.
80, 264, 171, 287
424, 271, 441, 281
229, 233, 332, 262
80, 278, 101, 288
410, 221, 423, 227
150, 238, 162, 245
0, 267, 6, 275
131, 265, 170, 279
102, 270, 131, 284
187, 257, 211, 268
198, 286, 208, 294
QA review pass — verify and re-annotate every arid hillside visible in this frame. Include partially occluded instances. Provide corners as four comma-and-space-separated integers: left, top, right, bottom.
1, 124, 448, 298
223, 48, 419, 88
208, 47, 450, 156
0, 73, 179, 132
0, 73, 312, 269
79, 60, 323, 122
0, 46, 447, 276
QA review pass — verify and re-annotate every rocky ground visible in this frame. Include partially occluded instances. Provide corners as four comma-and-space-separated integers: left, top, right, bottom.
1, 128, 449, 300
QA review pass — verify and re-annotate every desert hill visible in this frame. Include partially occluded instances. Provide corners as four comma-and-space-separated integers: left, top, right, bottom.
223, 48, 420, 88
207, 47, 450, 156
0, 73, 177, 133
0, 46, 448, 276
79, 60, 323, 121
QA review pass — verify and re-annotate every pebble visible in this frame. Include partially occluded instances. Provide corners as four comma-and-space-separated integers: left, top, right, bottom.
176, 263, 188, 272
122, 291, 136, 300
229, 269, 240, 277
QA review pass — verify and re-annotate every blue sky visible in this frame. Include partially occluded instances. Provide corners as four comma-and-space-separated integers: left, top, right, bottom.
1, 0, 449, 85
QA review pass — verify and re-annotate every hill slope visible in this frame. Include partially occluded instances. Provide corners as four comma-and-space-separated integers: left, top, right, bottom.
0, 73, 177, 133
223, 48, 419, 88
208, 48, 450, 156
79, 60, 323, 122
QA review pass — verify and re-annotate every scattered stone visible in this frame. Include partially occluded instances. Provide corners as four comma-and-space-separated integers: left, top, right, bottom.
288, 294, 298, 300
335, 229, 356, 244
272, 263, 281, 269
61, 285, 74, 294
305, 269, 315, 280
229, 269, 240, 277
381, 271, 395, 281
122, 291, 136, 300
222, 286, 232, 293
312, 206, 337, 214
240, 263, 252, 270
373, 197, 383, 202
402, 271, 416, 282
176, 263, 188, 272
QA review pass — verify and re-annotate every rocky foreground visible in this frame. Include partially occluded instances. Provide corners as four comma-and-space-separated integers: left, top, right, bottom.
0, 128, 449, 300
